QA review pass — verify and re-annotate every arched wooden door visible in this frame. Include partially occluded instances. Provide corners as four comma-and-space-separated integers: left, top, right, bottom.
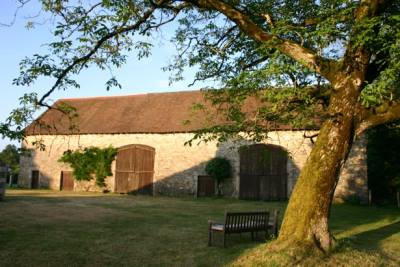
239, 144, 287, 200
115, 144, 155, 194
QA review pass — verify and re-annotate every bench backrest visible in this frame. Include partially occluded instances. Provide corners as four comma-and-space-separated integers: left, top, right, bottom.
224, 211, 269, 233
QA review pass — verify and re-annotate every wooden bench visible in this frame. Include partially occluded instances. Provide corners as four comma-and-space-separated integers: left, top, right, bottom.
208, 210, 280, 247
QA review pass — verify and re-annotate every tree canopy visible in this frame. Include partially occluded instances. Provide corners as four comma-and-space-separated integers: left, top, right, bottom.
1, 0, 399, 140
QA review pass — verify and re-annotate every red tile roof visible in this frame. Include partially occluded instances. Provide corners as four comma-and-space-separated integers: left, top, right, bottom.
25, 90, 317, 136
25, 90, 221, 135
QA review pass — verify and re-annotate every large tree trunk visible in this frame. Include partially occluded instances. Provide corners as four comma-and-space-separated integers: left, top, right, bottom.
274, 1, 379, 252
276, 73, 363, 251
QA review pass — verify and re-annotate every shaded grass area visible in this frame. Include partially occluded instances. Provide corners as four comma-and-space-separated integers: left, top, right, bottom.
0, 190, 399, 266
233, 205, 400, 267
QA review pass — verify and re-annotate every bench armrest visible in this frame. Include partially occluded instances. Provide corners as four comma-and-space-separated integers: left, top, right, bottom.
208, 220, 218, 232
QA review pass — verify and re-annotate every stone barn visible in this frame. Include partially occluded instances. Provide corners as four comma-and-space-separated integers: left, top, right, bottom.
19, 90, 368, 202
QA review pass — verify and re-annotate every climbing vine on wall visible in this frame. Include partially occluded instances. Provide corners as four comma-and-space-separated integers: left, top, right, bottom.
58, 146, 117, 187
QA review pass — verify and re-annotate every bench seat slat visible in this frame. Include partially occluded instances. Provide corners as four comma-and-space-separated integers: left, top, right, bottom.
211, 223, 224, 231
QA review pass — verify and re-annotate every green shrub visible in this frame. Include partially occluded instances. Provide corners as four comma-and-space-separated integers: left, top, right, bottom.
58, 146, 117, 187
205, 157, 231, 196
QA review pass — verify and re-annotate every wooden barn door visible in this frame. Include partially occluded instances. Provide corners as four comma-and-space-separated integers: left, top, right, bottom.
197, 175, 215, 197
31, 170, 40, 189
115, 145, 155, 194
239, 144, 287, 200
60, 171, 74, 191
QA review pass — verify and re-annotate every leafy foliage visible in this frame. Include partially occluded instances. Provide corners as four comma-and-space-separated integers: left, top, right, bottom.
0, 93, 39, 140
359, 12, 400, 107
184, 86, 327, 145
205, 157, 231, 196
1, 0, 398, 144
58, 146, 117, 187
367, 121, 400, 204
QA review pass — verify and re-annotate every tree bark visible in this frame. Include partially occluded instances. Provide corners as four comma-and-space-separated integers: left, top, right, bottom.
276, 73, 363, 251
274, 0, 382, 252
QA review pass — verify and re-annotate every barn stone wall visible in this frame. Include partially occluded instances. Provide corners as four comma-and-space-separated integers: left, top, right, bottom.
19, 131, 368, 202
336, 135, 368, 203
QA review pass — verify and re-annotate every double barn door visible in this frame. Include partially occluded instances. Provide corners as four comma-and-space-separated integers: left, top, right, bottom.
239, 144, 287, 201
115, 145, 155, 194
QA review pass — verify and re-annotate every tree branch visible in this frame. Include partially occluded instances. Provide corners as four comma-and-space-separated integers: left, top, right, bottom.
303, 132, 318, 144
262, 13, 275, 28
354, 0, 380, 22
189, 0, 337, 80
336, 0, 381, 86
241, 56, 269, 71
37, 0, 190, 107
356, 102, 400, 135
58, 2, 103, 39
212, 26, 237, 48
281, 12, 352, 29
0, 0, 31, 27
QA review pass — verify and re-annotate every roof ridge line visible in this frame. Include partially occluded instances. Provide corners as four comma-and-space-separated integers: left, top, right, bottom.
58, 89, 201, 101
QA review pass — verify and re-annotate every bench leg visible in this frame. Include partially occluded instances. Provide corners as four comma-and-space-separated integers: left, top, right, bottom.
223, 233, 226, 248
208, 220, 213, 247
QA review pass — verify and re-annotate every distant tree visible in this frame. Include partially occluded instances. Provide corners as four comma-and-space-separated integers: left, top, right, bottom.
0, 0, 400, 252
0, 145, 20, 176
205, 157, 231, 196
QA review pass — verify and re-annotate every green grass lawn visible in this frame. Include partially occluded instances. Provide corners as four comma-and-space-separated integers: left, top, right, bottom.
0, 189, 399, 267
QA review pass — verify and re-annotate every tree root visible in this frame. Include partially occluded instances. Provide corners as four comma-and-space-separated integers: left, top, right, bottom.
266, 239, 326, 265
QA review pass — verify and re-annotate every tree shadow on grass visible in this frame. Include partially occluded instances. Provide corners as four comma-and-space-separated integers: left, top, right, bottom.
349, 221, 400, 249
340, 221, 400, 262
317, 220, 400, 267
330, 204, 400, 234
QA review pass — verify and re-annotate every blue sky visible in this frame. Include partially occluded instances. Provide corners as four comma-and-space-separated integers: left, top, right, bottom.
0, 1, 208, 150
